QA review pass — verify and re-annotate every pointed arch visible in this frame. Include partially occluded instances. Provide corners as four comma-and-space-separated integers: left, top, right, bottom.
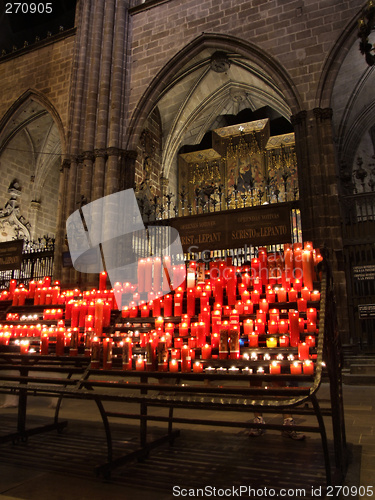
315, 5, 364, 109
126, 33, 303, 151
0, 89, 67, 155
0, 89, 66, 241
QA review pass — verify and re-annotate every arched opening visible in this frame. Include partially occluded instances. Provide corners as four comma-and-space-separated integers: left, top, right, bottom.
320, 9, 375, 350
129, 36, 301, 231
0, 91, 64, 246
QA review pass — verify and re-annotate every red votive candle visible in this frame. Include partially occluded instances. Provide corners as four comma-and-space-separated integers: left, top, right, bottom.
268, 320, 278, 335
278, 320, 288, 334
136, 355, 145, 371
269, 361, 281, 374
171, 348, 180, 359
298, 342, 309, 360
248, 332, 259, 347
40, 332, 49, 355
307, 308, 317, 323
99, 271, 107, 291
303, 359, 314, 375
201, 343, 212, 360
255, 318, 265, 334
188, 336, 196, 348
288, 311, 300, 347
193, 361, 203, 373
290, 361, 302, 375
305, 335, 316, 347
103, 337, 113, 369
288, 288, 298, 302
297, 298, 307, 312
276, 287, 287, 302
301, 287, 311, 301
243, 318, 254, 335
174, 293, 183, 317
169, 359, 179, 372
211, 332, 219, 349
164, 294, 173, 317
279, 335, 289, 347
251, 290, 260, 304
243, 300, 253, 315
174, 337, 183, 349
307, 322, 316, 333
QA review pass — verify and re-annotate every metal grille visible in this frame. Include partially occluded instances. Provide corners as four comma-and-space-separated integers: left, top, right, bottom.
341, 192, 375, 349
0, 241, 55, 289
133, 202, 301, 267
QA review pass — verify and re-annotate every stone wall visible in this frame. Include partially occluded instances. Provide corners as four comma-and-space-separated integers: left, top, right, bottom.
0, 34, 75, 136
0, 134, 60, 240
128, 0, 363, 125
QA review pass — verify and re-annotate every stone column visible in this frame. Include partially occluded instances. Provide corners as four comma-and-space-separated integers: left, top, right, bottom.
105, 0, 130, 200
29, 200, 41, 240
61, 1, 92, 286
53, 159, 70, 282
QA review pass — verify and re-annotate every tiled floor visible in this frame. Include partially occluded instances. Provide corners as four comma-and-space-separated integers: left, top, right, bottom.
0, 383, 374, 500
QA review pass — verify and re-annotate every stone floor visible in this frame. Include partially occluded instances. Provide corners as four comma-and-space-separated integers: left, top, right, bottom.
0, 383, 374, 500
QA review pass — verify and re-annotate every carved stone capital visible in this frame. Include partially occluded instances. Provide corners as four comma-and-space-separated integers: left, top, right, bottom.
106, 147, 120, 157
290, 110, 307, 126
82, 150, 95, 162
210, 51, 231, 73
69, 154, 80, 164
313, 107, 333, 120
61, 158, 71, 171
30, 200, 41, 211
94, 148, 107, 159
75, 153, 85, 164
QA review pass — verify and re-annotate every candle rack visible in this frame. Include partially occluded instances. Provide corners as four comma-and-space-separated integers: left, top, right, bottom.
0, 258, 347, 487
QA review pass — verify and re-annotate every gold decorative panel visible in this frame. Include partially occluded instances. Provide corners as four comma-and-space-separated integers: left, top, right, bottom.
178, 119, 298, 212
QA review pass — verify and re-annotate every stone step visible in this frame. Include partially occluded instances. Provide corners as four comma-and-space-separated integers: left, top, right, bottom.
343, 356, 375, 369
350, 364, 375, 375
343, 373, 375, 385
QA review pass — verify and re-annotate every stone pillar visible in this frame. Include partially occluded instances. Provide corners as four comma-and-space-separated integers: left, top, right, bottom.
29, 200, 41, 240
64, 156, 80, 286
60, 0, 132, 289
81, 151, 95, 203
108, 0, 128, 153
292, 108, 350, 343
69, 0, 92, 158
54, 159, 71, 282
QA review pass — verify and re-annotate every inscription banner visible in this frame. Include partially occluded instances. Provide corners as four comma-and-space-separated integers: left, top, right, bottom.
353, 265, 375, 282
358, 304, 375, 319
170, 203, 292, 253
0, 240, 23, 271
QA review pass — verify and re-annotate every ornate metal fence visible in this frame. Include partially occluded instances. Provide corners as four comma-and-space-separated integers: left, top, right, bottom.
136, 180, 299, 223
341, 192, 375, 349
0, 238, 55, 290
135, 198, 301, 267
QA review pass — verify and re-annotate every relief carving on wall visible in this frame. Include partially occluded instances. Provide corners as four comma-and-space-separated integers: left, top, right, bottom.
0, 180, 31, 242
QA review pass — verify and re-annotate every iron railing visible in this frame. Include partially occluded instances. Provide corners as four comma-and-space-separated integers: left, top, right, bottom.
136, 182, 299, 223
134, 201, 302, 267
0, 238, 55, 289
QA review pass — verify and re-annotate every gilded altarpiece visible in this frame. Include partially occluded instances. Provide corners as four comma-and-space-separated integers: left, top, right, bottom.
178, 119, 298, 214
